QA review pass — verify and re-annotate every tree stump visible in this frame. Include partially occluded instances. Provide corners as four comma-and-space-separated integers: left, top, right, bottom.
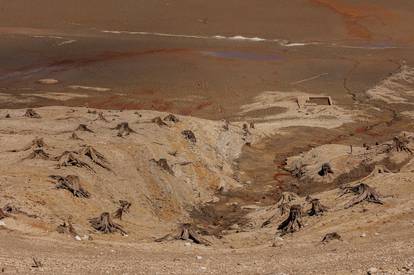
342, 183, 383, 208
10, 137, 46, 152
96, 112, 109, 122
392, 136, 412, 154
56, 218, 77, 236
155, 223, 211, 245
75, 124, 94, 133
152, 116, 168, 127
261, 192, 298, 227
50, 175, 90, 198
113, 200, 131, 220
322, 232, 342, 243
24, 109, 41, 118
163, 114, 179, 123
307, 198, 328, 216
277, 204, 303, 235
23, 148, 50, 160
113, 122, 136, 137
79, 146, 110, 170
151, 158, 174, 175
54, 151, 93, 171
89, 212, 127, 235
182, 130, 197, 143
319, 162, 333, 176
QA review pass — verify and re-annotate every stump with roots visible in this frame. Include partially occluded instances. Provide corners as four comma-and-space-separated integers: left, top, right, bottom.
0, 208, 9, 220
22, 148, 50, 160
70, 132, 82, 140
340, 183, 383, 208
392, 136, 412, 154
277, 204, 303, 235
24, 108, 41, 118
182, 130, 197, 143
151, 158, 174, 175
113, 122, 136, 137
50, 175, 90, 198
261, 192, 298, 228
307, 198, 328, 216
79, 145, 110, 170
10, 137, 46, 152
322, 232, 342, 243
163, 114, 179, 123
113, 200, 131, 220
75, 124, 94, 133
89, 212, 127, 235
56, 218, 77, 236
319, 162, 333, 176
54, 151, 93, 171
152, 116, 168, 127
155, 223, 211, 245
95, 112, 109, 122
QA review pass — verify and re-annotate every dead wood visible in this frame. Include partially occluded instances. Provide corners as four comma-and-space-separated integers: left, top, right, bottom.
155, 223, 211, 245
70, 132, 82, 140
50, 175, 90, 198
24, 109, 41, 118
56, 218, 77, 236
22, 148, 50, 160
2, 204, 37, 218
319, 162, 333, 176
54, 151, 94, 171
113, 122, 136, 137
95, 112, 109, 122
182, 130, 197, 143
151, 158, 174, 175
113, 200, 131, 220
75, 124, 94, 133
10, 137, 46, 152
87, 109, 97, 114
261, 192, 298, 227
31, 258, 43, 268
163, 114, 179, 123
392, 136, 412, 154
277, 204, 303, 235
342, 183, 383, 208
89, 212, 127, 235
152, 116, 168, 126
307, 198, 328, 216
322, 232, 342, 243
79, 145, 110, 170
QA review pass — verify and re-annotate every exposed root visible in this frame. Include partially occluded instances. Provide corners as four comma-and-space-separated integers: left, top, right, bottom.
56, 218, 77, 236
277, 204, 303, 235
54, 151, 94, 171
151, 158, 174, 175
2, 204, 37, 218
152, 116, 168, 127
79, 145, 110, 170
113, 200, 131, 220
22, 148, 50, 160
50, 175, 90, 198
319, 162, 333, 176
75, 124, 94, 133
89, 212, 127, 235
307, 198, 328, 216
163, 114, 179, 123
113, 122, 136, 137
24, 109, 41, 119
392, 136, 412, 154
155, 223, 211, 245
182, 130, 197, 143
31, 258, 43, 268
341, 183, 383, 208
10, 137, 46, 152
322, 232, 342, 243
95, 112, 109, 122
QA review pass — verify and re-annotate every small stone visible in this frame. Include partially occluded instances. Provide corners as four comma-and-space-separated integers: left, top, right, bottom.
367, 267, 378, 274
200, 267, 207, 270
184, 242, 191, 247
196, 256, 202, 260
0, 221, 5, 226
360, 233, 366, 237
374, 232, 380, 236
74, 235, 82, 241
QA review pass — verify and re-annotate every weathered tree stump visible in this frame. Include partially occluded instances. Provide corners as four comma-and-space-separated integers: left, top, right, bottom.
54, 151, 93, 171
23, 148, 50, 160
75, 124, 94, 132
341, 183, 383, 208
2, 204, 37, 218
113, 200, 131, 220
10, 137, 46, 152
163, 114, 179, 123
151, 158, 174, 175
319, 162, 333, 176
50, 175, 90, 198
89, 212, 127, 235
277, 204, 303, 235
79, 146, 110, 170
155, 223, 211, 245
113, 122, 136, 137
261, 192, 298, 227
56, 218, 77, 236
24, 109, 41, 118
322, 232, 342, 243
182, 130, 197, 143
392, 136, 412, 154
96, 112, 109, 122
152, 116, 168, 127
0, 208, 9, 220
307, 198, 328, 216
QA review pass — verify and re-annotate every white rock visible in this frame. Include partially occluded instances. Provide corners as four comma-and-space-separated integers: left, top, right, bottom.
196, 256, 202, 260
0, 221, 5, 226
74, 235, 82, 241
367, 267, 378, 274
200, 267, 207, 270
184, 242, 191, 247
360, 233, 366, 237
